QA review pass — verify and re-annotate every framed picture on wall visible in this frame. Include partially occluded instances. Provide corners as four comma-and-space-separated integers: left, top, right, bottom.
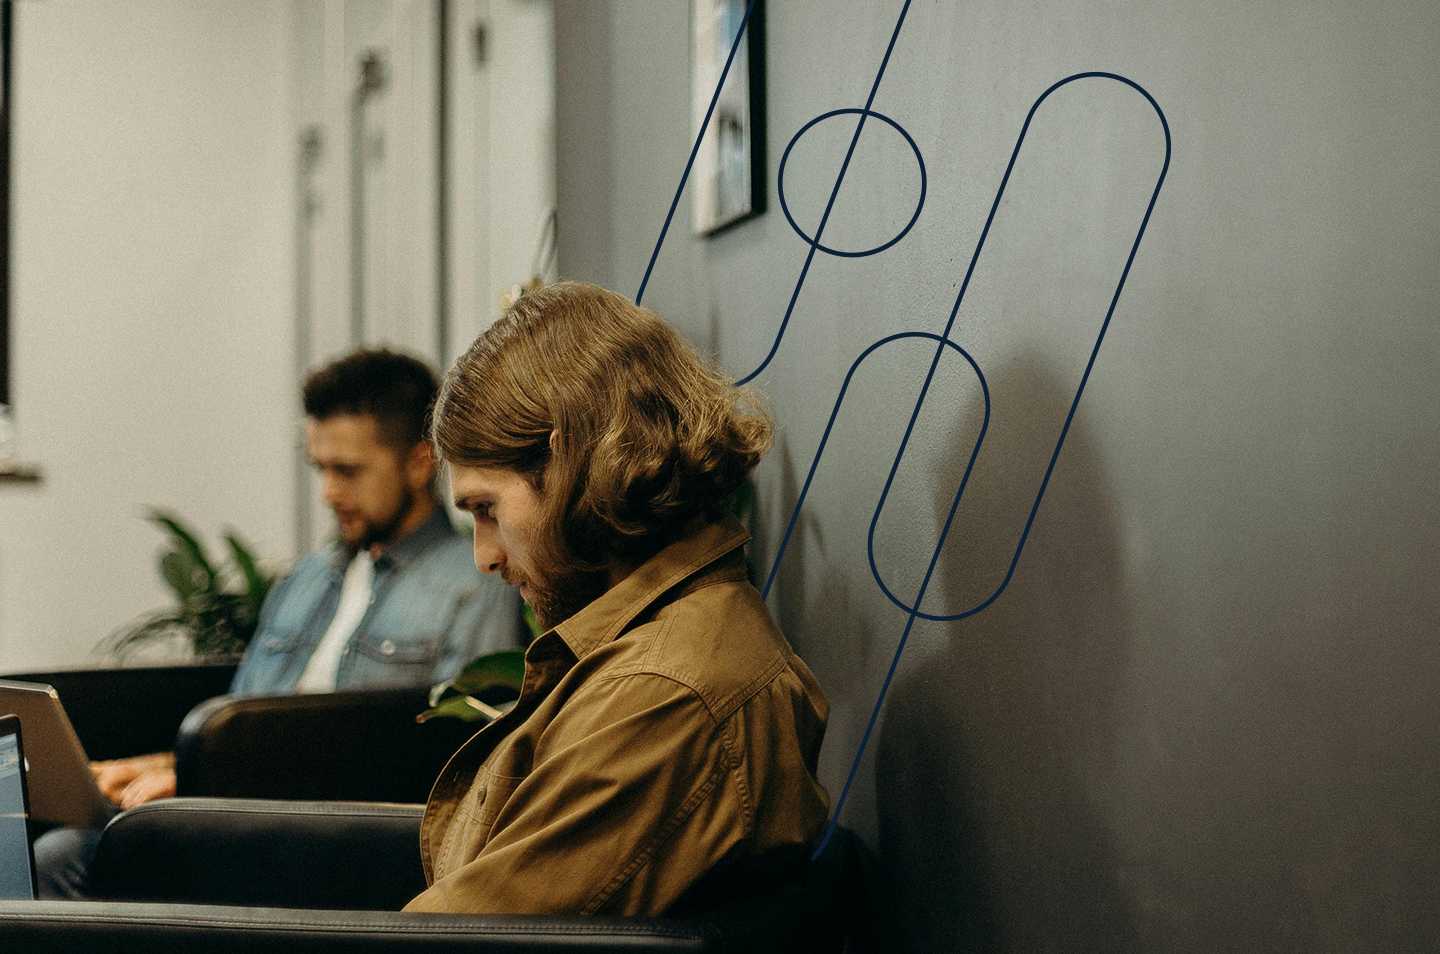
691, 0, 765, 236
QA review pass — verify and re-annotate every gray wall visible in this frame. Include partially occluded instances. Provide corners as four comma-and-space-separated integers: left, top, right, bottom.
555, 2, 1440, 950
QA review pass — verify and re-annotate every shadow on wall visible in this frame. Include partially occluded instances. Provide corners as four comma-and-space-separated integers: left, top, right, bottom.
765, 429, 833, 631
867, 350, 1138, 952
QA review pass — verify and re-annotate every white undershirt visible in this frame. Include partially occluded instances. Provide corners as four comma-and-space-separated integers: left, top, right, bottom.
294, 551, 375, 693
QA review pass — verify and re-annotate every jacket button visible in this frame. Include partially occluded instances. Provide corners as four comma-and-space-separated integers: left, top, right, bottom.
379, 639, 397, 656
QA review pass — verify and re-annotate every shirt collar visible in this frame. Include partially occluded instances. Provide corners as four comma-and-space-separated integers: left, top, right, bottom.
550, 517, 751, 661
327, 503, 455, 572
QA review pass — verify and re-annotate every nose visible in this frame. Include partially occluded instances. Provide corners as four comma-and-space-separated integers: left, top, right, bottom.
472, 525, 503, 575
321, 473, 343, 508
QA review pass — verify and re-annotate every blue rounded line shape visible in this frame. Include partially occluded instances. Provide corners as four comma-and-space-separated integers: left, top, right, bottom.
760, 333, 988, 869
733, 0, 917, 386
636, 0, 915, 386
809, 72, 1172, 859
759, 333, 989, 604
776, 107, 927, 258
627, 0, 1174, 867
866, 71, 1173, 621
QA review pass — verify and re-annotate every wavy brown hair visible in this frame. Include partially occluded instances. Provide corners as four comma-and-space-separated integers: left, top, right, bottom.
433, 281, 772, 570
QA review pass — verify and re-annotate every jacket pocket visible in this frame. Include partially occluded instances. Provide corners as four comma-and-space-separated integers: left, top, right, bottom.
438, 768, 527, 876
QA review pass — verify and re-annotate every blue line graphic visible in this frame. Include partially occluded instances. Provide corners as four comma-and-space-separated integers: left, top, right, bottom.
776, 107, 927, 258
635, 0, 756, 306
637, 2, 1172, 861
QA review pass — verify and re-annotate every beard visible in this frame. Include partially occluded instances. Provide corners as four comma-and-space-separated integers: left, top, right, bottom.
509, 563, 611, 632
341, 485, 416, 551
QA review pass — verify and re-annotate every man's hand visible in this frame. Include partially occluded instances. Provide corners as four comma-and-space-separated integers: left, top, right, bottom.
91, 752, 176, 805
116, 766, 178, 809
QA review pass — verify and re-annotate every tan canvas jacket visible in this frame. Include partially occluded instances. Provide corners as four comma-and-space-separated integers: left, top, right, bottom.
404, 518, 831, 916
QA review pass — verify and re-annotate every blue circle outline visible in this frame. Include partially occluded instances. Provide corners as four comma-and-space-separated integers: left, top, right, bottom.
777, 107, 928, 258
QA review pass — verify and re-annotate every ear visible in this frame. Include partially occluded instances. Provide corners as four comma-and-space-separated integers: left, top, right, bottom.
548, 429, 560, 455
405, 440, 437, 490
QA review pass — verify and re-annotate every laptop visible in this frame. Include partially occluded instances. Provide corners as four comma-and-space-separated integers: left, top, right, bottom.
0, 681, 118, 829
0, 713, 39, 900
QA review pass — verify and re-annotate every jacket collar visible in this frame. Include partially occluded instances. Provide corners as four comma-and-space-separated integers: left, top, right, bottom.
550, 517, 750, 662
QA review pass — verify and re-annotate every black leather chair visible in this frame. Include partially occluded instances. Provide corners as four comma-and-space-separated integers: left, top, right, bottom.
175, 688, 479, 802
2, 664, 478, 803
0, 798, 860, 952
88, 798, 426, 910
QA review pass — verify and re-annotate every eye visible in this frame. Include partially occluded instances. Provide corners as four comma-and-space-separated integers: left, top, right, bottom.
460, 500, 493, 520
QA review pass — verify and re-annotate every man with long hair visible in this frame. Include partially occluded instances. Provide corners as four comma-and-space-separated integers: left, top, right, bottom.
405, 281, 830, 916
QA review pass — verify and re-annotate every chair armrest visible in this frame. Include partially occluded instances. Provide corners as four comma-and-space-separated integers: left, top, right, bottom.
0, 663, 236, 759
174, 687, 477, 802
0, 902, 718, 953
13, 818, 862, 953
89, 798, 425, 910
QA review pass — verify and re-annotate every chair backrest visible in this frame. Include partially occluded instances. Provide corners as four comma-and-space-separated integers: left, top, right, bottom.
174, 687, 477, 802
0, 664, 237, 760
89, 798, 427, 910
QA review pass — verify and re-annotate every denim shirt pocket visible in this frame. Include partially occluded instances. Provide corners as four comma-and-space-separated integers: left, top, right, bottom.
233, 626, 309, 695
343, 629, 443, 689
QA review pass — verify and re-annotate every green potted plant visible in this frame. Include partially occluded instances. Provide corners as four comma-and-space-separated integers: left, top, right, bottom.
98, 509, 276, 662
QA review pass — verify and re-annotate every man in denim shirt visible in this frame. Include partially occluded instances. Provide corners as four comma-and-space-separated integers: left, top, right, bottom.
230, 349, 521, 698
35, 349, 523, 898
229, 503, 508, 696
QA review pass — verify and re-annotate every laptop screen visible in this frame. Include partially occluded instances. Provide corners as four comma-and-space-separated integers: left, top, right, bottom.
0, 716, 37, 899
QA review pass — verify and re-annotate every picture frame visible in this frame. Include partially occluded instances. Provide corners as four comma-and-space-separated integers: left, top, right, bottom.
690, 0, 765, 236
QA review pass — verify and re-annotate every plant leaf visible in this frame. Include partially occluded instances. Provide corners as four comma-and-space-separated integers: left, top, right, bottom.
427, 649, 525, 707
521, 602, 542, 640
417, 694, 501, 724
160, 551, 200, 600
451, 649, 526, 692
147, 509, 218, 589
224, 530, 273, 610
96, 610, 188, 661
